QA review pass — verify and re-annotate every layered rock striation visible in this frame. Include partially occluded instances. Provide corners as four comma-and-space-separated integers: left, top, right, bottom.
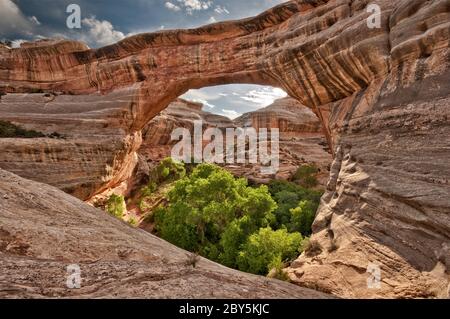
0, 168, 332, 299
138, 97, 331, 185
140, 98, 235, 164
0, 90, 142, 200
231, 97, 331, 184
0, 0, 449, 298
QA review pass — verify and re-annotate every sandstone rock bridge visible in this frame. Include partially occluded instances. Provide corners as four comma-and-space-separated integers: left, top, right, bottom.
0, 0, 449, 298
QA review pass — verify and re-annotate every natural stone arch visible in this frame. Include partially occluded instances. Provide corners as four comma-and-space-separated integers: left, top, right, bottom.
1, 0, 388, 139
0, 0, 449, 298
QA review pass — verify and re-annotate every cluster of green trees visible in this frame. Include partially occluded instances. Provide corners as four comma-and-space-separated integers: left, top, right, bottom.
268, 179, 322, 237
141, 157, 186, 196
153, 160, 323, 277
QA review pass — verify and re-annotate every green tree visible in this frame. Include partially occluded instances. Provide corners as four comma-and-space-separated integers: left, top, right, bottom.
155, 163, 276, 262
271, 190, 300, 228
106, 194, 126, 218
154, 204, 199, 251
293, 164, 319, 188
289, 200, 317, 236
155, 157, 186, 182
219, 215, 257, 268
236, 227, 302, 275
268, 180, 322, 236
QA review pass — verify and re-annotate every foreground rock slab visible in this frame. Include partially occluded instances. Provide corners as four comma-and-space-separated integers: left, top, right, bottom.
0, 169, 332, 299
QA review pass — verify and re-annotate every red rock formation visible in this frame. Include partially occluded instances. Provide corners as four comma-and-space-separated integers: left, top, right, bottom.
0, 0, 449, 298
0, 168, 332, 299
235, 97, 323, 133
232, 97, 332, 184
140, 98, 234, 164
0, 90, 142, 199
137, 97, 331, 185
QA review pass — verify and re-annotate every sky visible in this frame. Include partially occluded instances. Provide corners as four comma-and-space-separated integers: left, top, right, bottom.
0, 0, 288, 119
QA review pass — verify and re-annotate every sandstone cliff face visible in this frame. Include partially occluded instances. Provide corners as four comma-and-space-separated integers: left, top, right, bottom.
235, 97, 323, 133
231, 97, 332, 184
139, 97, 331, 185
0, 90, 141, 200
0, 168, 332, 299
140, 98, 234, 164
0, 0, 449, 298
285, 0, 450, 298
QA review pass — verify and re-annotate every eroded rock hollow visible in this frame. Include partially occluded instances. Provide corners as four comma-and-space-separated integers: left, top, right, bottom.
0, 0, 449, 298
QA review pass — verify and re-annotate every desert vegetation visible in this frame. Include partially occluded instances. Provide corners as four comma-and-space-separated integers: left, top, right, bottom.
106, 194, 126, 218
121, 159, 324, 278
0, 120, 46, 138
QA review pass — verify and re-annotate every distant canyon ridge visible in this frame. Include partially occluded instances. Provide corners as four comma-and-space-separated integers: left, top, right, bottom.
0, 0, 449, 298
140, 97, 331, 186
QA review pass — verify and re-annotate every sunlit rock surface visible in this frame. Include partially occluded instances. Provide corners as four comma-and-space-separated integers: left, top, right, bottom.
0, 0, 449, 298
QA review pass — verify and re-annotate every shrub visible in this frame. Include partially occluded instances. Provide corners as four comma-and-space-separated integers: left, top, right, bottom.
155, 157, 186, 183
293, 165, 319, 188
106, 194, 126, 218
0, 120, 46, 138
161, 167, 170, 179
236, 227, 302, 275
267, 255, 290, 282
30, 88, 44, 94
48, 132, 65, 139
185, 252, 200, 268
141, 181, 157, 198
128, 217, 138, 227
302, 238, 323, 256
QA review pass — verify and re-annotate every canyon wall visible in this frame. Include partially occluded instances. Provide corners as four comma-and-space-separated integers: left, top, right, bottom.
139, 97, 331, 185
232, 97, 331, 184
0, 168, 331, 299
0, 90, 142, 200
140, 98, 234, 164
0, 0, 449, 298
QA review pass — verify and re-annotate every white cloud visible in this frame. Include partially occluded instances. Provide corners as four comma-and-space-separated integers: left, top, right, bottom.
0, 0, 33, 36
182, 89, 222, 103
221, 109, 241, 120
165, 2, 181, 11
240, 87, 287, 108
165, 0, 213, 15
179, 0, 212, 12
208, 16, 217, 23
81, 17, 125, 47
214, 5, 230, 15
181, 85, 286, 121
194, 99, 216, 109
10, 39, 26, 48
29, 16, 41, 25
